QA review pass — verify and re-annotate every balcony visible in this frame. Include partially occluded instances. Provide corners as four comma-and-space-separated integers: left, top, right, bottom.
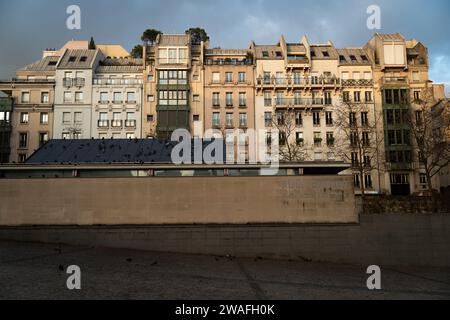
274, 98, 326, 107
205, 59, 253, 66
256, 75, 341, 87
112, 100, 123, 105
98, 120, 109, 128
342, 79, 374, 87
125, 120, 136, 128
63, 77, 85, 88
111, 120, 123, 128
383, 77, 409, 86
93, 78, 143, 85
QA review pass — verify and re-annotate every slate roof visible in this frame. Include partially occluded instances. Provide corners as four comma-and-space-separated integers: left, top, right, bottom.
26, 139, 226, 165
157, 34, 190, 46
376, 33, 405, 42
310, 45, 339, 60
57, 49, 98, 69
336, 48, 371, 65
254, 45, 283, 59
18, 56, 60, 72
96, 58, 144, 73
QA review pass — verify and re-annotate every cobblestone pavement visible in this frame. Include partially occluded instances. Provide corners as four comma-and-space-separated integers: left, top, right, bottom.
0, 241, 449, 300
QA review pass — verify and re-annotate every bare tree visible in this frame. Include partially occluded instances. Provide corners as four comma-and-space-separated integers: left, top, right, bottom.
272, 109, 312, 162
331, 99, 384, 199
404, 87, 450, 194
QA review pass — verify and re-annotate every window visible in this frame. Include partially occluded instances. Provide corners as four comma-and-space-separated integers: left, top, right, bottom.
351, 153, 359, 167
238, 72, 246, 83
296, 132, 304, 146
64, 71, 72, 79
413, 91, 421, 101
212, 72, 220, 83
41, 92, 49, 103
193, 94, 200, 102
365, 175, 373, 188
264, 91, 272, 106
226, 113, 233, 127
362, 132, 370, 146
326, 112, 333, 126
147, 114, 154, 122
349, 112, 357, 126
263, 72, 271, 84
314, 132, 322, 147
18, 154, 27, 163
412, 71, 420, 82
326, 132, 334, 146
239, 113, 247, 127
322, 51, 329, 57
63, 91, 71, 102
212, 112, 220, 127
40, 112, 49, 125
361, 55, 368, 62
74, 112, 82, 124
75, 91, 83, 103
79, 56, 87, 62
361, 112, 368, 126
127, 92, 136, 103
339, 55, 346, 63
125, 113, 136, 127
39, 132, 49, 147
264, 112, 272, 127
225, 72, 233, 83
313, 112, 320, 126
239, 93, 246, 107
100, 92, 108, 103
420, 174, 427, 187
343, 91, 350, 102
63, 112, 71, 124
21, 92, 30, 103
113, 92, 122, 103
365, 91, 372, 102
295, 112, 303, 127
350, 132, 358, 146
68, 56, 76, 62
352, 72, 360, 80
62, 132, 70, 139
262, 51, 269, 58
193, 115, 200, 122
324, 92, 332, 105
19, 132, 28, 148
126, 133, 135, 139
354, 91, 361, 102
0, 111, 10, 123
212, 92, 220, 107
20, 112, 29, 124
226, 93, 233, 107
350, 55, 357, 62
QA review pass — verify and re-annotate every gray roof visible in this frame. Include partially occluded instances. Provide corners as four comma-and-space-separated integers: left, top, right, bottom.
158, 34, 190, 46
57, 49, 98, 69
205, 49, 248, 56
19, 56, 60, 72
254, 45, 283, 59
310, 45, 338, 60
26, 139, 226, 165
96, 58, 144, 73
376, 33, 405, 42
336, 48, 371, 65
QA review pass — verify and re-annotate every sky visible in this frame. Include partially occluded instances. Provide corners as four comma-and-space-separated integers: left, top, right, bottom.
0, 0, 449, 95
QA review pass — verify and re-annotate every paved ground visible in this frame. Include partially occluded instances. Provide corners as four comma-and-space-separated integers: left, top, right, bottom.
0, 240, 449, 300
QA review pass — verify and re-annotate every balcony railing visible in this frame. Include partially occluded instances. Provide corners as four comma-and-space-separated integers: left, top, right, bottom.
274, 98, 325, 106
98, 120, 109, 128
205, 59, 253, 66
0, 78, 55, 84
111, 120, 123, 128
257, 75, 340, 86
93, 78, 143, 85
125, 120, 136, 128
342, 79, 374, 87
63, 77, 85, 87
383, 77, 409, 85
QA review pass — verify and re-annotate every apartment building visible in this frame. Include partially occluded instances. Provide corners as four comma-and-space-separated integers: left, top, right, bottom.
0, 97, 13, 163
53, 49, 103, 139
0, 56, 57, 163
92, 58, 144, 139
143, 34, 205, 139
364, 33, 439, 195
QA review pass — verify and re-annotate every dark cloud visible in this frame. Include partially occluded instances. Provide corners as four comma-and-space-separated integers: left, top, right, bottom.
0, 0, 448, 93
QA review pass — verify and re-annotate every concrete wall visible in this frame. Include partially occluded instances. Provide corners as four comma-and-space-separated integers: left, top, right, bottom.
0, 175, 357, 226
1, 213, 450, 267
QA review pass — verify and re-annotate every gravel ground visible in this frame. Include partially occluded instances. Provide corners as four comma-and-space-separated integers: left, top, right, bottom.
0, 240, 449, 300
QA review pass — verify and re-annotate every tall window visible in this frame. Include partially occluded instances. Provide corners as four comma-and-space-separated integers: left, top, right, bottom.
365, 91, 372, 102
226, 93, 233, 107
225, 72, 233, 83
212, 92, 220, 107
127, 92, 136, 103
20, 112, 29, 124
74, 112, 82, 124
226, 113, 233, 127
63, 91, 71, 102
19, 133, 28, 148
354, 91, 361, 102
100, 92, 108, 103
63, 112, 71, 124
326, 112, 333, 126
361, 112, 369, 126
239, 113, 247, 127
313, 112, 320, 126
113, 92, 122, 103
212, 72, 220, 83
40, 112, 49, 125
349, 112, 357, 127
21, 92, 30, 103
39, 132, 49, 147
264, 112, 272, 127
238, 72, 246, 83
212, 112, 220, 127
41, 92, 49, 103
239, 93, 246, 107
75, 91, 83, 103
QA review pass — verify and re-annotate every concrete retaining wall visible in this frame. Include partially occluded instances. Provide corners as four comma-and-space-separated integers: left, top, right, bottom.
0, 175, 356, 226
1, 214, 450, 267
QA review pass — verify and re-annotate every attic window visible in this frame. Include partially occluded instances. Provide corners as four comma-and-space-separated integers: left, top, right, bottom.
339, 55, 346, 62
68, 56, 76, 62
322, 51, 329, 57
80, 56, 87, 62
48, 61, 57, 66
311, 51, 316, 57
275, 51, 282, 57
361, 55, 368, 61
350, 55, 357, 61
262, 51, 269, 57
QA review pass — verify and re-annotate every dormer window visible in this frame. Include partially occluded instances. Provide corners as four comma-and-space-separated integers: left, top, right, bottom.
311, 51, 316, 57
80, 56, 87, 62
361, 55, 368, 61
322, 51, 329, 57
276, 51, 282, 57
350, 55, 357, 61
262, 51, 269, 58
48, 61, 57, 66
68, 56, 76, 62
339, 55, 346, 62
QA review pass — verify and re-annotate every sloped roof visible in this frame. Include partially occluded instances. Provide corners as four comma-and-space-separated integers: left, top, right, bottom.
19, 56, 60, 72
254, 45, 283, 59
376, 33, 405, 42
57, 49, 98, 69
205, 49, 248, 56
336, 48, 371, 65
158, 34, 190, 46
96, 58, 144, 73
97, 44, 129, 58
286, 44, 306, 53
25, 139, 226, 165
310, 45, 338, 60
